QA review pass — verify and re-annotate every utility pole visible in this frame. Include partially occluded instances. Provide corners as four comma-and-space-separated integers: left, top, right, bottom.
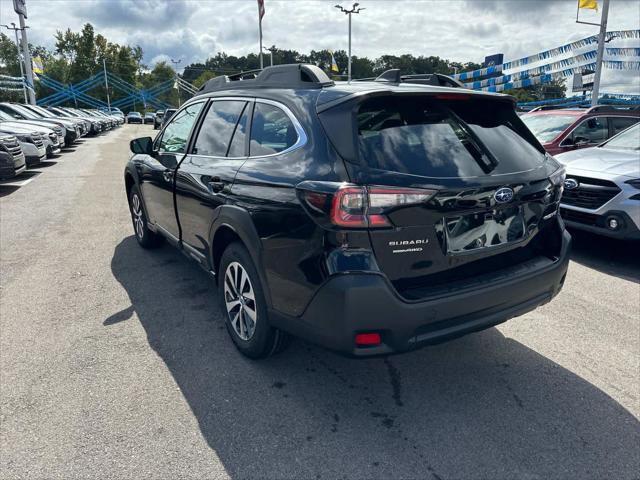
262, 47, 273, 67
171, 58, 182, 107
591, 0, 610, 106
576, 0, 610, 106
1, 23, 28, 103
335, 3, 365, 82
103, 58, 111, 111
257, 0, 265, 69
15, 11, 36, 104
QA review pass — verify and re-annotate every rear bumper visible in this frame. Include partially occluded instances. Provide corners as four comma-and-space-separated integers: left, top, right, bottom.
271, 230, 571, 356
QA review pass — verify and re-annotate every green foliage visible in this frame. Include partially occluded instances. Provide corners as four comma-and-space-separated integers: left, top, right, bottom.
0, 33, 21, 77
192, 71, 217, 89
505, 78, 567, 102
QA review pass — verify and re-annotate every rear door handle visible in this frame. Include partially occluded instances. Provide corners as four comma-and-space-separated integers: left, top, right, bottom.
208, 176, 225, 193
163, 170, 173, 182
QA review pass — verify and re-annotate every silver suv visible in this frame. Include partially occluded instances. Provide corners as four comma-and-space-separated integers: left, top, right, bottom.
556, 123, 640, 240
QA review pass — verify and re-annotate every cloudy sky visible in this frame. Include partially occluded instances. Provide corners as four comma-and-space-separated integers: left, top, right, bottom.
1, 0, 639, 92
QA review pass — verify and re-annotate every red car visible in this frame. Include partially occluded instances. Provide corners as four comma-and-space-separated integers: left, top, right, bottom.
521, 106, 639, 156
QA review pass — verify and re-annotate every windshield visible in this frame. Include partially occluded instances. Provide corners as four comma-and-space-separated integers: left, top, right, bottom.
10, 104, 42, 120
31, 106, 55, 117
356, 96, 546, 179
521, 114, 577, 143
601, 123, 640, 150
0, 110, 15, 121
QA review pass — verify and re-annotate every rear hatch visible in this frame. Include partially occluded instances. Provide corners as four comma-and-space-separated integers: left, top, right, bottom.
317, 92, 564, 298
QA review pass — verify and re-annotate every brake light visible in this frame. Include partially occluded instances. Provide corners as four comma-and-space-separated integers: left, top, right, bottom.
331, 187, 368, 227
330, 185, 436, 229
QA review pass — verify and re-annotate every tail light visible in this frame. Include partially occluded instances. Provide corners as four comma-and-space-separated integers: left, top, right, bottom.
303, 184, 436, 229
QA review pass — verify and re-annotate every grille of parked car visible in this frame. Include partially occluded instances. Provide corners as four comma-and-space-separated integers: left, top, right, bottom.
0, 136, 24, 161
32, 133, 45, 149
560, 207, 599, 226
561, 175, 621, 210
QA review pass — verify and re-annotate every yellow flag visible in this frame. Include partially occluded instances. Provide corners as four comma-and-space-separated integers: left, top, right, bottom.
578, 0, 598, 10
32, 56, 44, 74
329, 50, 339, 73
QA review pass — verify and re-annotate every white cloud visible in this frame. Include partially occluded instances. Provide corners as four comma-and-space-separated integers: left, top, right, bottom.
0, 0, 637, 92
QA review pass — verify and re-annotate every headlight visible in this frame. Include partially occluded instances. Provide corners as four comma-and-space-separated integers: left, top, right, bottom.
625, 179, 640, 190
549, 167, 566, 187
15, 134, 30, 143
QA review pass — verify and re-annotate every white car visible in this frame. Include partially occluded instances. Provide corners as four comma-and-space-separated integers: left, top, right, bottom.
555, 123, 640, 240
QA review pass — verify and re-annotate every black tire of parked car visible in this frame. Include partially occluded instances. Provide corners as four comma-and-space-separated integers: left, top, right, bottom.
129, 185, 163, 249
218, 242, 290, 358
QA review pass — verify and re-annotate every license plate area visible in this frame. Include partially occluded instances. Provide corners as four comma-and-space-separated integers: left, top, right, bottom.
444, 206, 526, 254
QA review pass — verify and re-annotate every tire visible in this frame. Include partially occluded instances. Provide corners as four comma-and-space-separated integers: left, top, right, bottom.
128, 184, 163, 249
218, 242, 290, 358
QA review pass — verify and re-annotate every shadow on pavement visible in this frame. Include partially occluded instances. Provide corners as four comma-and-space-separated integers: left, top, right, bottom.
569, 229, 640, 282
0, 185, 21, 197
110, 236, 640, 479
33, 161, 58, 169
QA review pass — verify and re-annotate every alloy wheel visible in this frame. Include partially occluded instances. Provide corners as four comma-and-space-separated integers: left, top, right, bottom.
131, 193, 144, 240
224, 261, 257, 341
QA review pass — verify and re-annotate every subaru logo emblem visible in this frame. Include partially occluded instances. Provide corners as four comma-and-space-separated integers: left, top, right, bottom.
564, 178, 579, 190
494, 187, 514, 204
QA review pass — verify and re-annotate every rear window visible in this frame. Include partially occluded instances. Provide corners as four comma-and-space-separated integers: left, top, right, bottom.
357, 96, 545, 178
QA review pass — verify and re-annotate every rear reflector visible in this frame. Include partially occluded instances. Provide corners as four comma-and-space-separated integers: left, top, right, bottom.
355, 333, 382, 346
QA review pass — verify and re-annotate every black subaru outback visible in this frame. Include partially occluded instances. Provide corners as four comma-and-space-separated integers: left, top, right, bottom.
124, 64, 571, 358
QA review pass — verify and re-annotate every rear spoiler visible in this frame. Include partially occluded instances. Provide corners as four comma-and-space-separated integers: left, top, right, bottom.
316, 88, 515, 114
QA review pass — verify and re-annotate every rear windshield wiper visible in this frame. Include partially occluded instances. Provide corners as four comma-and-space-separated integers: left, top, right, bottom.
445, 108, 499, 174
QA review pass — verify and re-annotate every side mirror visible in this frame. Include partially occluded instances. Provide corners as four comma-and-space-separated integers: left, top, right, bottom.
130, 136, 153, 155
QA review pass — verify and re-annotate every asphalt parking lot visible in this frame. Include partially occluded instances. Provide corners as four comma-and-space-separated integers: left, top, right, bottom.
1, 125, 639, 479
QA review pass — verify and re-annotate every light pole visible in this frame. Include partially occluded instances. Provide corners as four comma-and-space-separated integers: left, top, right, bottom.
335, 3, 365, 82
1, 23, 28, 103
576, 0, 611, 106
171, 58, 182, 107
262, 47, 273, 67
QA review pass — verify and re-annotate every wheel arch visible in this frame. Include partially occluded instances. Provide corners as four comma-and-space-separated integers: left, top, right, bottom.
209, 206, 272, 308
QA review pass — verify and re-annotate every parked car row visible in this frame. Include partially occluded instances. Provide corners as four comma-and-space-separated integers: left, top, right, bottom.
0, 102, 123, 180
521, 106, 640, 240
125, 109, 177, 129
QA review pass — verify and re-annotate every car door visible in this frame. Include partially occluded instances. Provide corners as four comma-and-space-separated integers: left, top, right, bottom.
174, 98, 252, 261
139, 101, 205, 240
560, 116, 608, 152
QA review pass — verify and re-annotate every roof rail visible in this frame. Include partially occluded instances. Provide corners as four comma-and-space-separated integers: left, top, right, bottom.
586, 104, 640, 113
198, 63, 335, 94
373, 69, 466, 89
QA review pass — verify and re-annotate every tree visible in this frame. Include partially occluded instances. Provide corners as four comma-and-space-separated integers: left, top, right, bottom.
192, 71, 216, 89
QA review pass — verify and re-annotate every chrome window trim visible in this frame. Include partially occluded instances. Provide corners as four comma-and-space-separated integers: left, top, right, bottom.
187, 96, 308, 161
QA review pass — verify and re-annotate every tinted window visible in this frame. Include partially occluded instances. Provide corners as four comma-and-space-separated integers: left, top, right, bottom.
357, 96, 545, 178
250, 103, 298, 156
157, 102, 204, 154
193, 100, 247, 157
570, 116, 608, 144
610, 116, 639, 135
